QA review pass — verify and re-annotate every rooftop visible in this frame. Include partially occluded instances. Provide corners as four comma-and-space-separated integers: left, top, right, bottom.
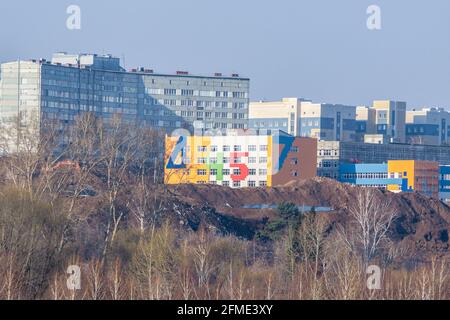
9, 52, 249, 81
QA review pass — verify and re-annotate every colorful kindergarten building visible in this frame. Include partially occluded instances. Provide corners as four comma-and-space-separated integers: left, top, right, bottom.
339, 160, 440, 198
164, 131, 317, 188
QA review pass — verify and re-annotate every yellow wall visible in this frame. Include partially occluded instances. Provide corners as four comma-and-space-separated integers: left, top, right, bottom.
387, 160, 415, 192
165, 136, 212, 185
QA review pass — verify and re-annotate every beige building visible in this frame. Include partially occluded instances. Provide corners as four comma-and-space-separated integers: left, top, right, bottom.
355, 106, 376, 142
249, 98, 304, 136
249, 98, 357, 142
354, 101, 407, 144
372, 100, 406, 143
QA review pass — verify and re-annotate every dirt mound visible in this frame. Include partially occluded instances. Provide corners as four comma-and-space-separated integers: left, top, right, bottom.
166, 178, 450, 260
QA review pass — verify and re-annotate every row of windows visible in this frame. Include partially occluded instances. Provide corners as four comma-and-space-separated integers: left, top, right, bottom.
147, 88, 247, 98
358, 185, 388, 189
318, 149, 339, 157
194, 145, 268, 152
341, 173, 389, 179
195, 169, 269, 176
319, 160, 339, 168
252, 121, 288, 128
342, 172, 439, 180
155, 100, 247, 109
173, 111, 246, 119
186, 145, 299, 153
196, 180, 267, 188
191, 157, 268, 165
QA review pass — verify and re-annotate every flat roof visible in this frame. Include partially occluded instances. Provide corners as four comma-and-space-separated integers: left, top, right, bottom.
17, 59, 250, 81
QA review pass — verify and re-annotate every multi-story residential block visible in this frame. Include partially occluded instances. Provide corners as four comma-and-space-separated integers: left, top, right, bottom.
317, 140, 450, 179
249, 98, 357, 142
164, 130, 317, 188
0, 52, 250, 152
339, 160, 440, 198
372, 100, 407, 143
406, 107, 450, 146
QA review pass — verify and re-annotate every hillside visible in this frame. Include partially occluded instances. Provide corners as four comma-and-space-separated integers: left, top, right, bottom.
161, 178, 450, 262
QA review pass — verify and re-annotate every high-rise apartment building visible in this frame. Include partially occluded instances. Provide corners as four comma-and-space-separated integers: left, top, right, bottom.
0, 53, 250, 151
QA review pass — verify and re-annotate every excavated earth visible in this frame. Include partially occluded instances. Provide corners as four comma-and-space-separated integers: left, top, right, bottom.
160, 178, 450, 262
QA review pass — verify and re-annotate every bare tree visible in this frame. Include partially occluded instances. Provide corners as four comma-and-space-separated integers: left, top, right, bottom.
339, 188, 398, 264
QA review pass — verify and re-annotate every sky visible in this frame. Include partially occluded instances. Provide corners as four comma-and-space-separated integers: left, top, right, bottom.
0, 0, 449, 109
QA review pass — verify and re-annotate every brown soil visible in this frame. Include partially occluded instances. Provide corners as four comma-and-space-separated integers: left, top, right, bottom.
165, 178, 450, 261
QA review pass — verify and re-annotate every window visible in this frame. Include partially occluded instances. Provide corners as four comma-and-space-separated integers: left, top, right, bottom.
223, 145, 230, 152
198, 146, 207, 152
248, 157, 257, 164
164, 88, 176, 96
222, 181, 230, 187
259, 169, 267, 176
181, 89, 194, 96
291, 146, 299, 153
211, 145, 218, 152
248, 145, 257, 152
248, 181, 256, 187
223, 157, 230, 164
260, 157, 267, 164
259, 181, 267, 187
233, 169, 241, 175
222, 169, 230, 176
260, 145, 268, 152
233, 181, 241, 188
197, 158, 207, 164
291, 158, 299, 165
197, 169, 207, 176
249, 169, 257, 176
210, 157, 217, 164
292, 171, 298, 177
233, 157, 242, 164
234, 145, 242, 152
210, 169, 218, 176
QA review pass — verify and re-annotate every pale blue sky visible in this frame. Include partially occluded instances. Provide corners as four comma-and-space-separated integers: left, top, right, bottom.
1, 0, 449, 109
